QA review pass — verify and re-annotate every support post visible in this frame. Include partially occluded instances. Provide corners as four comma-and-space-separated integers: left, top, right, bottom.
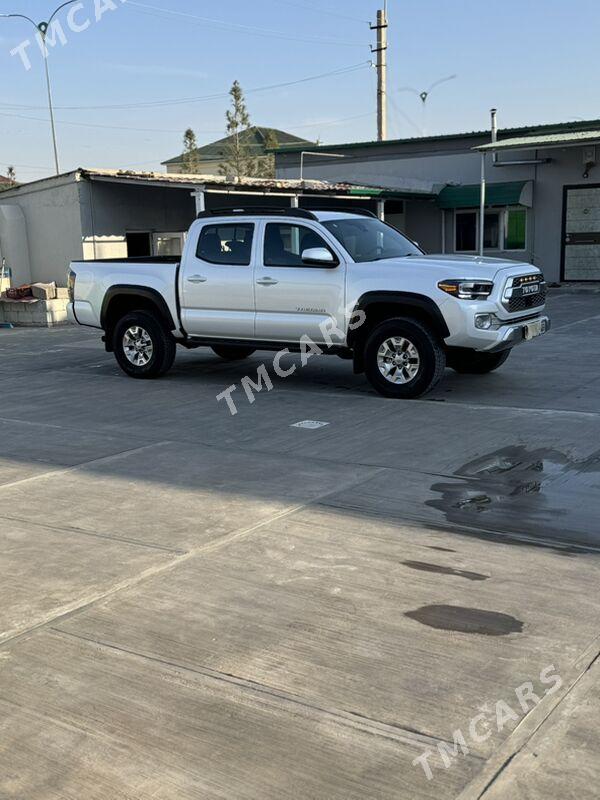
377, 199, 385, 221
441, 209, 446, 254
290, 195, 299, 208
193, 188, 206, 215
479, 152, 486, 256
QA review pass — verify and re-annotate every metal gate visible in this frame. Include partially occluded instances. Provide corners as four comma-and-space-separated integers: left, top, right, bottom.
563, 185, 600, 281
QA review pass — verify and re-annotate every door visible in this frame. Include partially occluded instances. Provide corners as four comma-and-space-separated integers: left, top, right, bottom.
563, 186, 600, 281
255, 221, 346, 343
181, 221, 256, 338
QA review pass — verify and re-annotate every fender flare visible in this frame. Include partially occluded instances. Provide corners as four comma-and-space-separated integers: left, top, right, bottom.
348, 290, 450, 348
100, 285, 176, 332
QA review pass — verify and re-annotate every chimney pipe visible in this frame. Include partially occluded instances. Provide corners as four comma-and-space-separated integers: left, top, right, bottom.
491, 108, 498, 164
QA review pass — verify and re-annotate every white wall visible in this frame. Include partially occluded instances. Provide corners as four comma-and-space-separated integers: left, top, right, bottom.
0, 204, 32, 285
0, 176, 83, 285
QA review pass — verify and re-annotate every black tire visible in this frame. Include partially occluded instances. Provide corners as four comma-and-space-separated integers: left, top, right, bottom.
113, 310, 176, 379
363, 317, 446, 399
211, 345, 256, 361
447, 349, 511, 374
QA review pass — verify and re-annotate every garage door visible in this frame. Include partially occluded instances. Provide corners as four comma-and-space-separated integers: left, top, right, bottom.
563, 186, 600, 280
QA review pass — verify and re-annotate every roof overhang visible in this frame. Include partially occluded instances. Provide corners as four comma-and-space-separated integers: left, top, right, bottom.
78, 168, 437, 200
437, 180, 533, 209
475, 130, 600, 153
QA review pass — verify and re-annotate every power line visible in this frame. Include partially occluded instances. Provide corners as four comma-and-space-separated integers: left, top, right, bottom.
124, 1, 366, 47
1, 61, 372, 111
0, 108, 374, 136
0, 111, 188, 134
271, 0, 370, 24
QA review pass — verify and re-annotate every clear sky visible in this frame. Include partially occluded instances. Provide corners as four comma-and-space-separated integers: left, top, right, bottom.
1, 0, 598, 182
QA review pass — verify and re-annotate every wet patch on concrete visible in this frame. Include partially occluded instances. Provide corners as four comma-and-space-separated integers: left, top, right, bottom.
427, 445, 600, 547
402, 560, 489, 582
405, 605, 523, 636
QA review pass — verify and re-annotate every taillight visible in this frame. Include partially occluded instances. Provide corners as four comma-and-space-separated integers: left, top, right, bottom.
67, 268, 76, 302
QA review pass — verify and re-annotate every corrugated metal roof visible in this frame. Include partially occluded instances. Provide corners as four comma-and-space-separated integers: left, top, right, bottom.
476, 130, 600, 152
273, 118, 600, 154
79, 168, 437, 199
437, 181, 532, 209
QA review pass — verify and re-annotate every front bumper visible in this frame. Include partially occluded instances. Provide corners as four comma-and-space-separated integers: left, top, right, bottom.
486, 315, 551, 352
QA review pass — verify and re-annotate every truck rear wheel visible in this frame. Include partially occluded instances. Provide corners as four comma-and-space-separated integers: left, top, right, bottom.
113, 311, 176, 379
447, 349, 511, 374
211, 345, 256, 361
363, 317, 446, 399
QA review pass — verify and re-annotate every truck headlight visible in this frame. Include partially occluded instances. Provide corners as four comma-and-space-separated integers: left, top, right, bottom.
438, 280, 494, 300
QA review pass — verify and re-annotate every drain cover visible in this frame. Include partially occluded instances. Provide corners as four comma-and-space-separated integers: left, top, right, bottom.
291, 420, 330, 430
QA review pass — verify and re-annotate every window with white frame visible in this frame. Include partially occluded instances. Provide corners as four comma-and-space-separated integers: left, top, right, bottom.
454, 207, 527, 252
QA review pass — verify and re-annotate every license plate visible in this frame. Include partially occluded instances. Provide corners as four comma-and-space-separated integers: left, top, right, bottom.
523, 320, 545, 340
522, 283, 540, 295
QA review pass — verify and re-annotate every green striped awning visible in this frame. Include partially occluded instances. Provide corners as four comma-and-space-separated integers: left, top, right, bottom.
437, 181, 532, 209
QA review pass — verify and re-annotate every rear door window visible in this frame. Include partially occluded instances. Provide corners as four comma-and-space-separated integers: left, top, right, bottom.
196, 223, 254, 265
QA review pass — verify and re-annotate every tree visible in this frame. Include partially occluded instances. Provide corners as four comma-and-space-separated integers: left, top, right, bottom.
0, 165, 16, 193
182, 128, 201, 173
255, 129, 278, 179
219, 81, 258, 178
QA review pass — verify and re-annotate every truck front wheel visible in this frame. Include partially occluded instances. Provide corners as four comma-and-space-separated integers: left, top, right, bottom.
363, 317, 446, 399
447, 349, 511, 374
113, 311, 176, 379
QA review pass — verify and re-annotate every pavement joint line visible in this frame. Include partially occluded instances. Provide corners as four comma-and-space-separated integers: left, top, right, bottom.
0, 692, 221, 788
49, 627, 470, 755
271, 387, 600, 417
455, 641, 600, 800
0, 467, 387, 650
0, 511, 187, 555
0, 440, 173, 493
315, 499, 600, 555
551, 313, 600, 332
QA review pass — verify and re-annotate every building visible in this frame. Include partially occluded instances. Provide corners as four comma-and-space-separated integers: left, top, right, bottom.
161, 126, 313, 175
0, 175, 17, 193
274, 117, 600, 283
0, 168, 426, 286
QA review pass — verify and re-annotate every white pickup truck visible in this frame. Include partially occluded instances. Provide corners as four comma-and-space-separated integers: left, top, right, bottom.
67, 208, 550, 399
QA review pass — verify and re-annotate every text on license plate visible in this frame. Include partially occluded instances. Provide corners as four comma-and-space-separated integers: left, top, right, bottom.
523, 320, 545, 340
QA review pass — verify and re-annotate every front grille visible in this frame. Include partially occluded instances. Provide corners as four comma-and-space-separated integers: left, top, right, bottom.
508, 285, 547, 313
504, 274, 546, 313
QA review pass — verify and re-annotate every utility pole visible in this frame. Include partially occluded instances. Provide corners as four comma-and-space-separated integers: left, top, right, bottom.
371, 3, 388, 141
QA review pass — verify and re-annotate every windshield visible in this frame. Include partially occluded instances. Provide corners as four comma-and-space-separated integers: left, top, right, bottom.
322, 217, 422, 262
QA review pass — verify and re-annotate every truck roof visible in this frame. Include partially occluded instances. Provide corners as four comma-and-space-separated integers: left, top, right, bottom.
195, 207, 376, 223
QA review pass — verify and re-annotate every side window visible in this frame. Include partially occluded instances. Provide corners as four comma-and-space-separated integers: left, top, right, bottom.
264, 223, 335, 267
196, 223, 254, 265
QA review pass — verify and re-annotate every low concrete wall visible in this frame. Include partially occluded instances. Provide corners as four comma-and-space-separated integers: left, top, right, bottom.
0, 297, 70, 327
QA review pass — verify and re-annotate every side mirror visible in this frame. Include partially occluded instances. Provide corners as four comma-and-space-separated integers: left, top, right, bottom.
301, 247, 337, 266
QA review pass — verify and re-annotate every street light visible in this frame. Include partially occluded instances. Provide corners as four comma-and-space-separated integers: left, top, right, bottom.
1, 1, 78, 175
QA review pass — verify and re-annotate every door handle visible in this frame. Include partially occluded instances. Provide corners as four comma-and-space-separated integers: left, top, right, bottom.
188, 275, 208, 283
256, 277, 279, 286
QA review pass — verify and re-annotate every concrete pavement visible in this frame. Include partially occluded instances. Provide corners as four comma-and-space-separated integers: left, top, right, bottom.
0, 289, 599, 799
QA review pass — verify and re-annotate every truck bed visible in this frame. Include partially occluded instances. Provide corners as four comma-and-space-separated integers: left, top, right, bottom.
71, 256, 181, 265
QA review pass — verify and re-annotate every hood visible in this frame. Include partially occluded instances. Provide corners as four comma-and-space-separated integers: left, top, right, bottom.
394, 253, 536, 280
